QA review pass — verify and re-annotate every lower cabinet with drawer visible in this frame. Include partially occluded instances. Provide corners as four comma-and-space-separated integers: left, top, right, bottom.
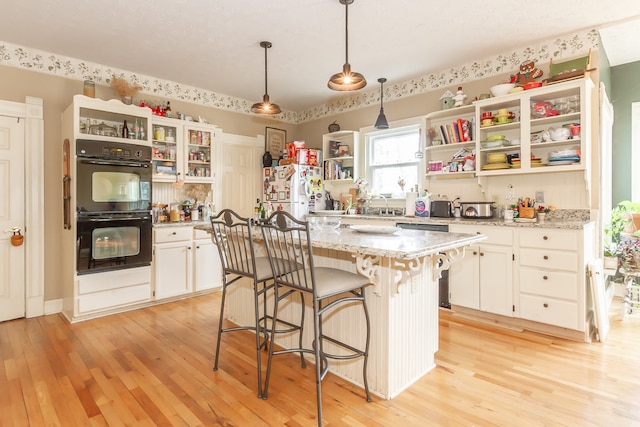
515, 226, 594, 333
448, 223, 595, 339
153, 225, 222, 301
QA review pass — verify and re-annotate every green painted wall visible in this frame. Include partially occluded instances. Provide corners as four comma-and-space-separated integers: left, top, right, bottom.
611, 61, 640, 203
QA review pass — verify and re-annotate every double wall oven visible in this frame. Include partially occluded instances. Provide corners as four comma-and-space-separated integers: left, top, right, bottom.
75, 139, 152, 275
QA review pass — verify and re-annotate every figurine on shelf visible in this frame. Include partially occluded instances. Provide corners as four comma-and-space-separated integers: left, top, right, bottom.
512, 60, 543, 86
452, 87, 467, 107
439, 90, 455, 110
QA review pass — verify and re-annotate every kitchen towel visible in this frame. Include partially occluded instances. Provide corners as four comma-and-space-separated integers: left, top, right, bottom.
405, 191, 417, 217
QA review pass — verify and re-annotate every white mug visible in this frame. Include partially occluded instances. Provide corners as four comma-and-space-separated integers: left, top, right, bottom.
504, 209, 514, 221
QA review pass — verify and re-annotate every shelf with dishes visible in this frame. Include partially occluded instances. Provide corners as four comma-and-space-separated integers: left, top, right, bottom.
75, 96, 151, 144
475, 78, 590, 175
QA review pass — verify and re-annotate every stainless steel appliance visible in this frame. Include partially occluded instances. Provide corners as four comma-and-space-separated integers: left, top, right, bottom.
396, 222, 450, 308
262, 164, 326, 219
460, 201, 494, 218
75, 139, 152, 274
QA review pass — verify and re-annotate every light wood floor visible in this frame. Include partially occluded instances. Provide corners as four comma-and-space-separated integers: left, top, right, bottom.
2, 294, 640, 427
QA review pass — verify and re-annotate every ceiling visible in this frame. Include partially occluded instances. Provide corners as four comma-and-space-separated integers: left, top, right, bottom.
2, 0, 640, 112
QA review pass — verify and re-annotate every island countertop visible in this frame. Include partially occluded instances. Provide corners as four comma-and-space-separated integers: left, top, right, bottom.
193, 223, 486, 261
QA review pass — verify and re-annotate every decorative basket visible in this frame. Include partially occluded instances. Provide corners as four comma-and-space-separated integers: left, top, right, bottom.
519, 207, 535, 219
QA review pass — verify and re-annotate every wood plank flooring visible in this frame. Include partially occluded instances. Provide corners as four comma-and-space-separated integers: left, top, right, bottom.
1, 293, 640, 426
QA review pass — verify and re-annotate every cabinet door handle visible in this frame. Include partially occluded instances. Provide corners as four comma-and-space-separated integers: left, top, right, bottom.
172, 231, 177, 235
543, 275, 548, 280
543, 236, 548, 240
472, 251, 478, 255
543, 255, 549, 260
543, 303, 549, 308
480, 252, 485, 256
196, 245, 200, 249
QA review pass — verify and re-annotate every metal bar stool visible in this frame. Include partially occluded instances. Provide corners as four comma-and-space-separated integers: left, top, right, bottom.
260, 211, 372, 426
210, 209, 304, 398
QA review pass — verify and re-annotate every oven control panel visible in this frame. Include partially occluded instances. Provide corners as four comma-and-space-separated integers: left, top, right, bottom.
76, 139, 151, 161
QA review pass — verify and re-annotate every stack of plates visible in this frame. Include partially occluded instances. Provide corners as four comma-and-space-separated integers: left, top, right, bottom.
482, 152, 510, 170
548, 148, 580, 166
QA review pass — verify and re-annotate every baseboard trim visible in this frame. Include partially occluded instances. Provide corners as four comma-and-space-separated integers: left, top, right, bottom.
44, 298, 63, 315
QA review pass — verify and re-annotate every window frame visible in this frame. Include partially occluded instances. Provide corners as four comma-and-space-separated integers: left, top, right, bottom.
360, 116, 426, 198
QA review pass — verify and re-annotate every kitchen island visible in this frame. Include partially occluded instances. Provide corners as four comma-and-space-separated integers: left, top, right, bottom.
195, 223, 485, 399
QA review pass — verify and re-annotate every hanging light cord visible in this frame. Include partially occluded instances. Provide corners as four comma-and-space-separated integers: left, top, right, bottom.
263, 42, 269, 96
344, 1, 349, 66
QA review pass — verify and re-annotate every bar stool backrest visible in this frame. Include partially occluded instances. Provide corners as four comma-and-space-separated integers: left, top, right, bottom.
210, 209, 257, 279
261, 211, 316, 296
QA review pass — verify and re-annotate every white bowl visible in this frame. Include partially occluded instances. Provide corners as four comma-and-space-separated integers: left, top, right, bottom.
490, 83, 516, 97
549, 127, 571, 141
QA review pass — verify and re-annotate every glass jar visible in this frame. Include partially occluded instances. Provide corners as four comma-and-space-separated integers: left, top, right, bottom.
83, 80, 95, 98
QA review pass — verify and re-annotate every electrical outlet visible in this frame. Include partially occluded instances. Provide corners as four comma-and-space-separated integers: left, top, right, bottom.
535, 191, 544, 203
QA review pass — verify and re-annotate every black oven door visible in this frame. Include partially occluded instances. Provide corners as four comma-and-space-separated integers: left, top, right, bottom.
76, 158, 152, 214
77, 214, 152, 275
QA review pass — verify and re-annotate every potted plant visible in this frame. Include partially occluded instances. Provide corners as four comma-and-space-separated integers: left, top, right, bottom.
604, 200, 640, 271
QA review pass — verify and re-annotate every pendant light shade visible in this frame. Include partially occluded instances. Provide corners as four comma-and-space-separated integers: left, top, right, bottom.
327, 0, 367, 91
374, 78, 389, 129
251, 41, 281, 115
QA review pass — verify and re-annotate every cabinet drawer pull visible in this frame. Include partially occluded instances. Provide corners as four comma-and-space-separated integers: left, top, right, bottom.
543, 255, 549, 260
543, 275, 548, 280
543, 303, 549, 308
543, 236, 548, 240
172, 231, 177, 235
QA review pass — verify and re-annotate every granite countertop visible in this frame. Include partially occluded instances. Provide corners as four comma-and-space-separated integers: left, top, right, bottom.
340, 214, 592, 230
193, 222, 486, 260
154, 220, 208, 228
157, 215, 592, 230
308, 227, 485, 260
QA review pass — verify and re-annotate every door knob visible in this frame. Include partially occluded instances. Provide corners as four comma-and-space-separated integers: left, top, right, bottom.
4, 226, 21, 234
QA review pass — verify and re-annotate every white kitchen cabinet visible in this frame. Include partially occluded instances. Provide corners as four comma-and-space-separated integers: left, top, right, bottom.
516, 226, 594, 331
153, 227, 193, 299
62, 96, 154, 322
153, 226, 222, 300
425, 105, 476, 178
193, 228, 222, 291
151, 117, 221, 184
322, 130, 359, 182
475, 78, 592, 175
449, 224, 513, 317
151, 116, 182, 182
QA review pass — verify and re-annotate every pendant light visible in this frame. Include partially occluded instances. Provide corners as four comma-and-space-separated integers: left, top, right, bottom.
251, 41, 281, 115
374, 78, 389, 129
327, 0, 367, 91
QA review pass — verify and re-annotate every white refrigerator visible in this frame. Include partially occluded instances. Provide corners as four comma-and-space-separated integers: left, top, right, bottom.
262, 165, 326, 219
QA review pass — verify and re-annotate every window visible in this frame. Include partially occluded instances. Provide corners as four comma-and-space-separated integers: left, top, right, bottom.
365, 123, 422, 196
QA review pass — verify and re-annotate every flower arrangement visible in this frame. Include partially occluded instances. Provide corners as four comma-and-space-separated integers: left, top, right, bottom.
354, 177, 368, 198
110, 76, 142, 103
615, 236, 640, 271
397, 177, 406, 192
537, 205, 555, 214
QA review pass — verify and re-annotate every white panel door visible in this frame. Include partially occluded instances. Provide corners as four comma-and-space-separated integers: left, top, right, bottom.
220, 134, 261, 218
0, 116, 25, 321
